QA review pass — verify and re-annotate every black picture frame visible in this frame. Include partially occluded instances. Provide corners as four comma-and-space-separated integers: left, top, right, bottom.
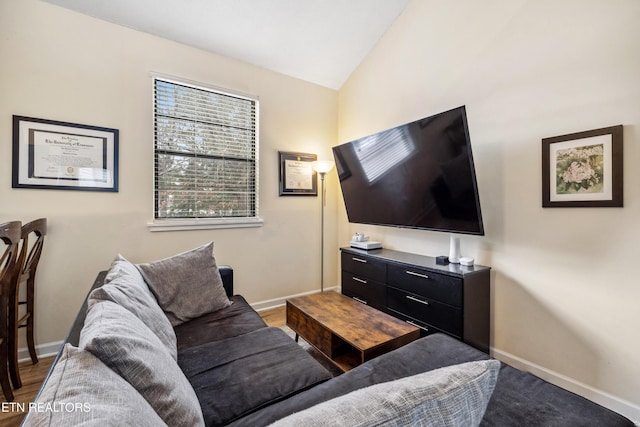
278, 151, 317, 196
12, 116, 119, 192
542, 125, 623, 207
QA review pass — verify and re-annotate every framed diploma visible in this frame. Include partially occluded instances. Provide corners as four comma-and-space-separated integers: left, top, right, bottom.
12, 116, 119, 192
278, 151, 317, 196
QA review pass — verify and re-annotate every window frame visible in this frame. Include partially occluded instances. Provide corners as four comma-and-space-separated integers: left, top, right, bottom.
148, 73, 262, 231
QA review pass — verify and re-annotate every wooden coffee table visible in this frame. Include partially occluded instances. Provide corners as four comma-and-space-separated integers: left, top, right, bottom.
286, 291, 420, 372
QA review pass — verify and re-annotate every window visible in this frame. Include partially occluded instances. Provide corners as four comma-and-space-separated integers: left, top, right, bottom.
151, 76, 261, 230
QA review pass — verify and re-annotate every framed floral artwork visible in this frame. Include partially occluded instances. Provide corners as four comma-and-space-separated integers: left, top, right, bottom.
542, 125, 623, 207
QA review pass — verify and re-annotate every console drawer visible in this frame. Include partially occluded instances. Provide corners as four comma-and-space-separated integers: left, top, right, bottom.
341, 252, 386, 282
387, 286, 462, 336
385, 309, 452, 338
342, 275, 386, 310
387, 264, 462, 307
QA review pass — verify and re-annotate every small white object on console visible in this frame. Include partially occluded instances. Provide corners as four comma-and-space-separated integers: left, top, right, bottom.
349, 240, 382, 250
460, 257, 474, 267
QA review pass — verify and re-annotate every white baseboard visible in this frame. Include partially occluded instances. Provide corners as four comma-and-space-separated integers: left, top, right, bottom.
492, 347, 640, 425
252, 290, 639, 424
22, 287, 343, 363
251, 286, 340, 312
18, 287, 343, 363
18, 340, 64, 363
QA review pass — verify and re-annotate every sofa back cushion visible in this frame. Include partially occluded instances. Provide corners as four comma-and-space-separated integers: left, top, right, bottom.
270, 359, 500, 427
137, 242, 232, 326
89, 255, 177, 359
104, 254, 145, 284
23, 344, 167, 427
80, 300, 204, 427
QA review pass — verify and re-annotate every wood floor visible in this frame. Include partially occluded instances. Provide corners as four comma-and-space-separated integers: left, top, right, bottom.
0, 357, 55, 427
258, 304, 286, 327
0, 305, 286, 427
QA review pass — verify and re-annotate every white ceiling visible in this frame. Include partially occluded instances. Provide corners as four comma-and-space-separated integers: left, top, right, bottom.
42, 0, 410, 89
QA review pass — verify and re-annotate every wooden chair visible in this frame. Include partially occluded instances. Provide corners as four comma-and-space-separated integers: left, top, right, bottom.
0, 221, 22, 401
8, 218, 47, 390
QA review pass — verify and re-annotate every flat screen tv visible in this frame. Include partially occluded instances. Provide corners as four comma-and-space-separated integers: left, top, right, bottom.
332, 106, 484, 235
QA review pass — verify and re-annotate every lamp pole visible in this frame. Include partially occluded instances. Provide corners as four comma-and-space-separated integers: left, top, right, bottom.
319, 170, 327, 292
312, 160, 334, 293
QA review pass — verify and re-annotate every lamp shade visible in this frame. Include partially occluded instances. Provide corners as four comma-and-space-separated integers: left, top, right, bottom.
312, 160, 334, 174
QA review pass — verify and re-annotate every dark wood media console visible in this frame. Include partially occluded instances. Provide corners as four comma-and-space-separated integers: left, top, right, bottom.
340, 247, 490, 353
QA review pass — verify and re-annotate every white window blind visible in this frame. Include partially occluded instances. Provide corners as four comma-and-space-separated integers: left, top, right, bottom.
153, 78, 258, 222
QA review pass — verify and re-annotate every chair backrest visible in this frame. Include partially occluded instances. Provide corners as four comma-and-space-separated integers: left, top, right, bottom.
19, 218, 47, 281
0, 221, 22, 298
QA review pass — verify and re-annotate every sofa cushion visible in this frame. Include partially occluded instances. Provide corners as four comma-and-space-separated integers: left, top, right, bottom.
79, 300, 204, 427
235, 333, 635, 427
175, 295, 267, 351
136, 242, 232, 326
232, 333, 489, 426
481, 362, 635, 427
88, 264, 177, 360
103, 254, 144, 284
270, 360, 499, 427
23, 344, 166, 427
178, 327, 332, 426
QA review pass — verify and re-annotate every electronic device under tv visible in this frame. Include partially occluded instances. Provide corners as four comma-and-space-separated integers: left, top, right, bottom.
333, 105, 484, 236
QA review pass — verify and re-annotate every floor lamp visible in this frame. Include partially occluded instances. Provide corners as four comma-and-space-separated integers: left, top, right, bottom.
312, 160, 334, 292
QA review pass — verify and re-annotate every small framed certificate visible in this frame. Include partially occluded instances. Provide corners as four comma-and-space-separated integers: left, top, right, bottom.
12, 116, 119, 192
278, 151, 317, 196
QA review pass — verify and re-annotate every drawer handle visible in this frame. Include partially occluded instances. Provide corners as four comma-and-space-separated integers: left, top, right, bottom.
353, 297, 368, 305
353, 277, 367, 284
406, 295, 429, 306
406, 320, 429, 333
352, 257, 368, 263
406, 270, 429, 280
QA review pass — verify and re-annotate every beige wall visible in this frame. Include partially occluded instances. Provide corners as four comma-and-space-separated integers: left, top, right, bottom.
3, 0, 639, 420
338, 0, 640, 419
0, 0, 339, 346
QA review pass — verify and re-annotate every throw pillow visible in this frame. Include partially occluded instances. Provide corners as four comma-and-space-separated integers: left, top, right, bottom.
269, 359, 500, 427
136, 242, 231, 326
88, 277, 177, 360
103, 254, 144, 284
23, 344, 166, 427
80, 300, 204, 427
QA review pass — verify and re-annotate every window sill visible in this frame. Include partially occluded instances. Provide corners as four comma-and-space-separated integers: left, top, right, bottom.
147, 217, 264, 232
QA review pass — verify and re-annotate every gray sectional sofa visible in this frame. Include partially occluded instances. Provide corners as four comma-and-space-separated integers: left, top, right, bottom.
23, 244, 634, 426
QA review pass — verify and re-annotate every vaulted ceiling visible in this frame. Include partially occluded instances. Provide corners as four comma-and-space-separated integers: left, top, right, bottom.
42, 0, 410, 89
